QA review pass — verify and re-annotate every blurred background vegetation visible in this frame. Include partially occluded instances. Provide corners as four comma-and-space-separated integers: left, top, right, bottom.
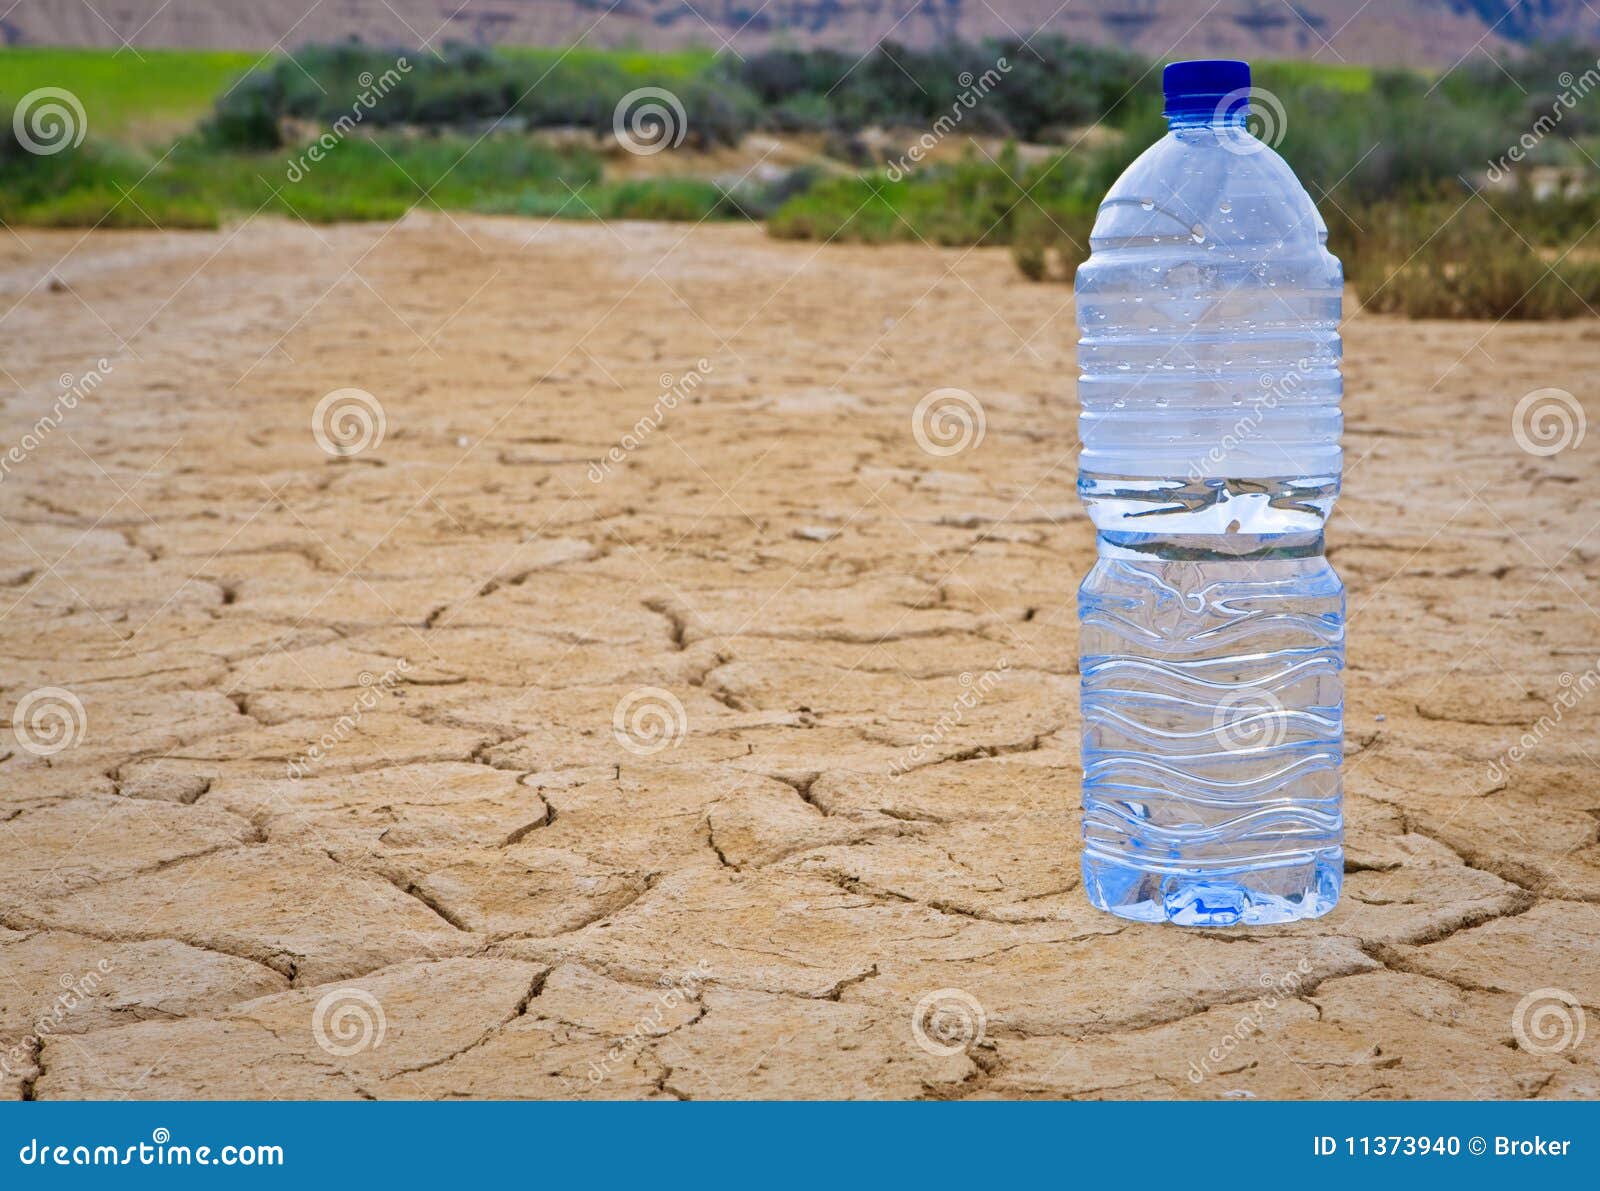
4, 38, 1599, 317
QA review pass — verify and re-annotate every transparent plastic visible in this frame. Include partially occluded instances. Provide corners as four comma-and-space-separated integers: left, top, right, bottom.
1074, 107, 1344, 926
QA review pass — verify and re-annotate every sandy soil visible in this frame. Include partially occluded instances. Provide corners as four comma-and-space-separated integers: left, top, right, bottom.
0, 215, 1596, 1100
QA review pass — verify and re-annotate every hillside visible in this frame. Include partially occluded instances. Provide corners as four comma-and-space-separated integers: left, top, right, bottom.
4, 0, 1596, 67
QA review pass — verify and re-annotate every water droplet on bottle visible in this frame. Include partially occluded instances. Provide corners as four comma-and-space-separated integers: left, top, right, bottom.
1140, 198, 1155, 211
1190, 224, 1206, 243
1219, 199, 1232, 214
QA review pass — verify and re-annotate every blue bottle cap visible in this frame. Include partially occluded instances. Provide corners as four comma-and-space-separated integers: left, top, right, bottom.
1162, 59, 1251, 120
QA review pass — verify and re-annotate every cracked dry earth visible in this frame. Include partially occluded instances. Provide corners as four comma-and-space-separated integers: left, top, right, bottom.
0, 215, 1597, 1102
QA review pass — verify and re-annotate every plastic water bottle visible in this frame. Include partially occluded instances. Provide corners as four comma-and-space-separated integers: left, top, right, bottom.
1074, 60, 1343, 926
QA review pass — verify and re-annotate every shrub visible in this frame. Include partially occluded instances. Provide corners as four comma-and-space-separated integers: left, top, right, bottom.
731, 166, 823, 219
14, 186, 219, 228
1009, 205, 1092, 282
0, 107, 221, 226
770, 146, 1095, 251
1338, 196, 1600, 319
594, 177, 739, 220
737, 37, 1146, 140
201, 42, 760, 149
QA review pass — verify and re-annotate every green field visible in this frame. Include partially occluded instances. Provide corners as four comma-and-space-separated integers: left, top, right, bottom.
498, 44, 718, 80
0, 47, 260, 139
1254, 60, 1374, 93
0, 44, 724, 143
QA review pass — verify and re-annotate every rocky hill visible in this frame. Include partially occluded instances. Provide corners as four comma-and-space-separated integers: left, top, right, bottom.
5, 0, 1597, 67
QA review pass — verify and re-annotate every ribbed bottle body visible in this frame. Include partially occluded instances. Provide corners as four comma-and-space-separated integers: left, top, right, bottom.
1075, 118, 1344, 926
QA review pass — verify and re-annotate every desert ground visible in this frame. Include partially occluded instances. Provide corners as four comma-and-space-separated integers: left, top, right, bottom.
0, 215, 1595, 1099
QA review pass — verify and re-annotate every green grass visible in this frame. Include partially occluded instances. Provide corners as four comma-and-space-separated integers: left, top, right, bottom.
0, 125, 755, 229
477, 176, 747, 221
1254, 60, 1373, 93
769, 145, 1098, 248
0, 47, 258, 140
498, 45, 717, 82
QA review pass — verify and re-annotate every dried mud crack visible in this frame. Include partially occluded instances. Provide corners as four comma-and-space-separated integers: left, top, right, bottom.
0, 216, 1595, 1099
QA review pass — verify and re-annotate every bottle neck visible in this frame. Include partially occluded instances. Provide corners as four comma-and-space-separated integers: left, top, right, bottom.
1165, 111, 1249, 131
